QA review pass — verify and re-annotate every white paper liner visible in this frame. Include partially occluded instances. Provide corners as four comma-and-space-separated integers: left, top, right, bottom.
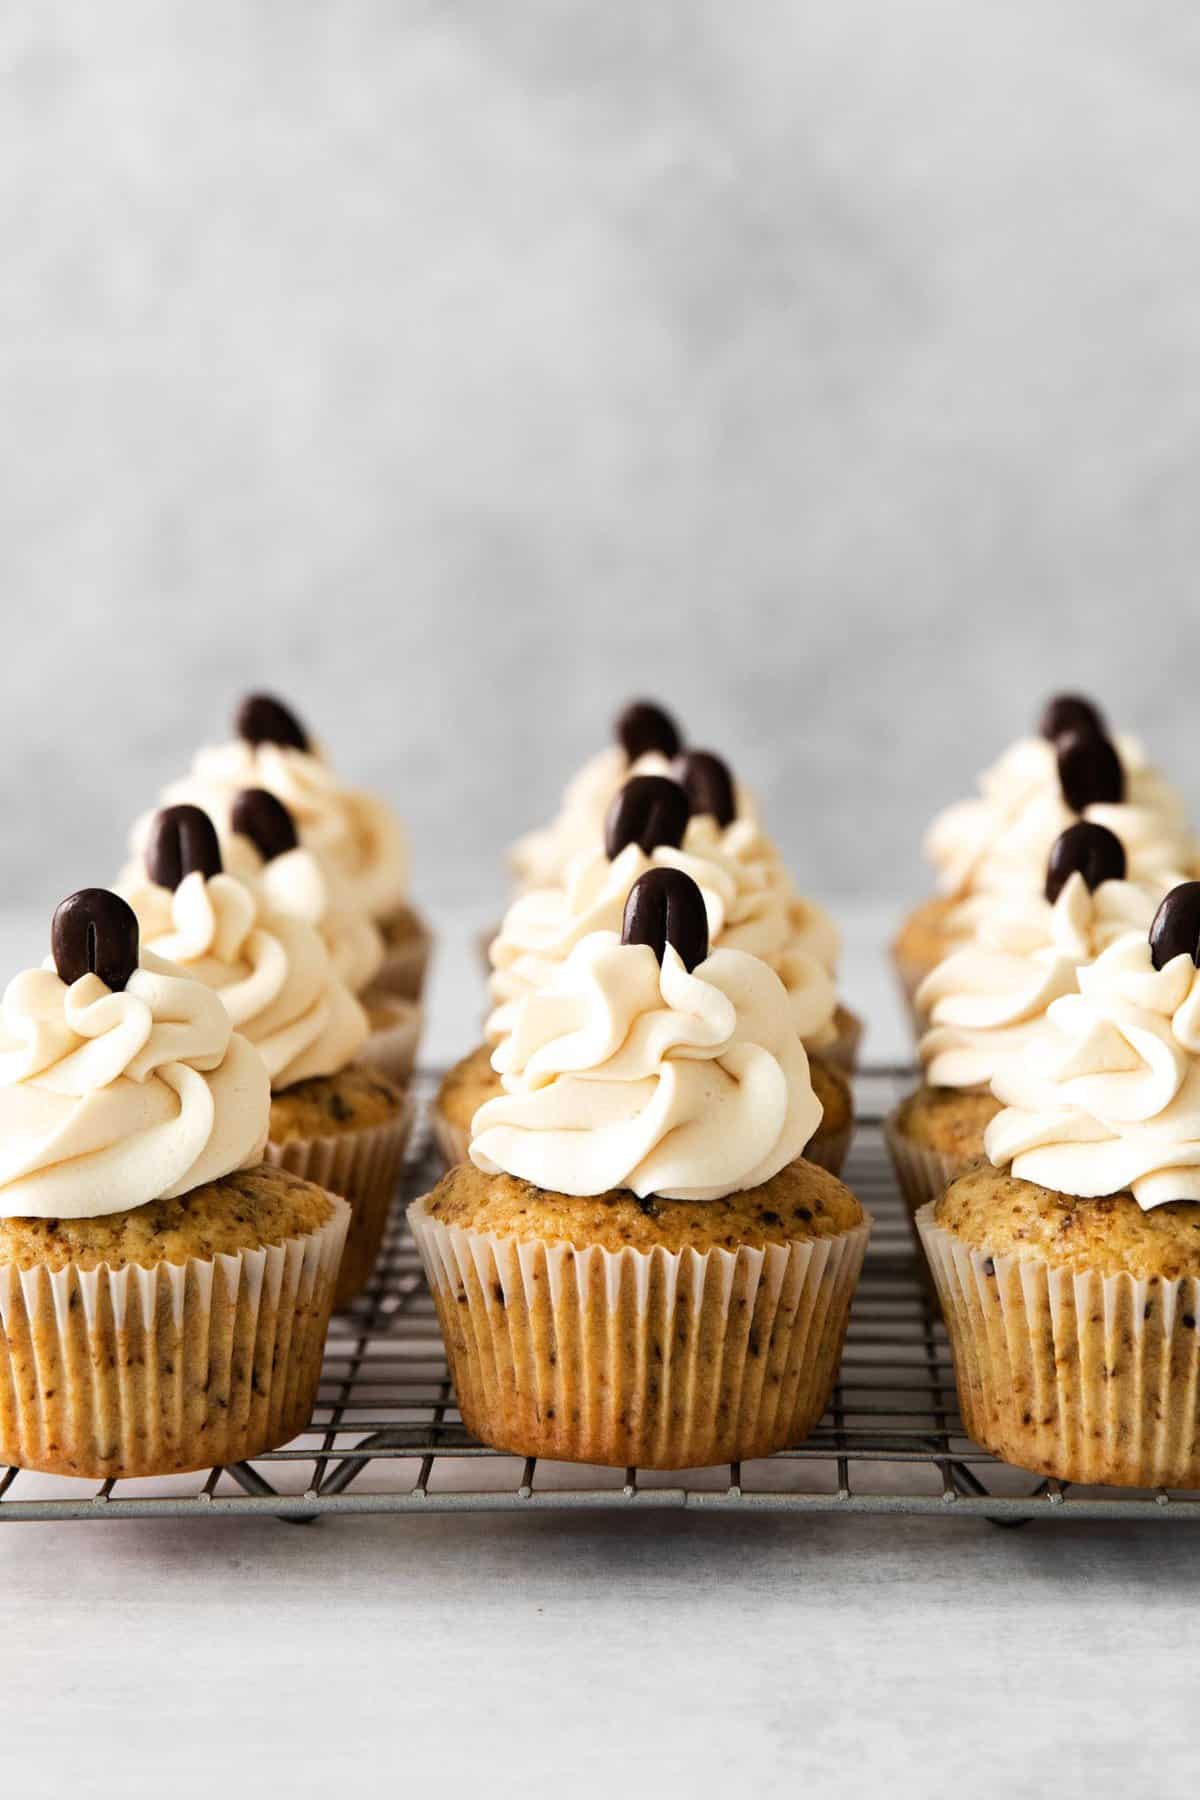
806, 1120, 852, 1178
408, 1194, 870, 1469
372, 909, 433, 1002
358, 999, 421, 1086
0, 1194, 349, 1479
266, 1099, 413, 1307
882, 1109, 985, 1305
432, 1109, 470, 1169
917, 1201, 1200, 1487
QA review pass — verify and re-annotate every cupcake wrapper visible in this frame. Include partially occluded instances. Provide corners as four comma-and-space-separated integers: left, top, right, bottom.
408, 1196, 871, 1469
821, 1011, 865, 1076
917, 1201, 1200, 1488
805, 1121, 853, 1179
372, 918, 433, 1002
882, 1111, 982, 1306
358, 1001, 422, 1086
0, 1196, 349, 1480
266, 1101, 413, 1308
431, 1109, 470, 1170
891, 946, 935, 1042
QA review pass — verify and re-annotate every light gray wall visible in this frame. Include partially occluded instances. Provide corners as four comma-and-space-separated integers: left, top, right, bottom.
4, 0, 1199, 923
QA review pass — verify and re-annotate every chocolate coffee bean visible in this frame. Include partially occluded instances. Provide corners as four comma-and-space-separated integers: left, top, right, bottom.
52, 889, 139, 992
1150, 882, 1200, 971
1044, 821, 1127, 903
1040, 693, 1107, 742
235, 692, 310, 752
673, 750, 735, 828
605, 776, 690, 860
614, 699, 682, 764
145, 805, 222, 890
231, 788, 299, 862
621, 868, 709, 972
1056, 729, 1125, 811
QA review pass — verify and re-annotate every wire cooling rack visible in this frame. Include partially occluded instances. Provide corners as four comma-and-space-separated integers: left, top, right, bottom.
2, 1068, 1199, 1525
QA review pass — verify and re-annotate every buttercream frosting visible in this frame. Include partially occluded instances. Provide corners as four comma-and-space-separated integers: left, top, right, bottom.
0, 949, 269, 1219
221, 833, 385, 995
470, 931, 823, 1200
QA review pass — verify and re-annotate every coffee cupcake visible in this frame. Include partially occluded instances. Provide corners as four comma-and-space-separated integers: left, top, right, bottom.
411, 870, 869, 1469
0, 888, 348, 1478
887, 824, 1164, 1234
221, 788, 420, 1085
446, 774, 854, 1174
130, 692, 431, 1001
893, 695, 1194, 1026
123, 806, 410, 1307
920, 883, 1200, 1486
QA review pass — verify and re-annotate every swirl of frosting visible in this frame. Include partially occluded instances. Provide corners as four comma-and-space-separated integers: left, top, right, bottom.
220, 833, 384, 995
120, 871, 367, 1090
925, 733, 1194, 900
130, 739, 408, 923
683, 813, 840, 976
508, 746, 674, 891
0, 950, 269, 1219
916, 870, 1158, 1089
470, 932, 823, 1200
984, 930, 1200, 1208
488, 837, 838, 1053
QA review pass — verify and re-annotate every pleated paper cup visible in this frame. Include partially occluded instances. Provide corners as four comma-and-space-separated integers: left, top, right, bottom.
806, 1121, 853, 1179
408, 1195, 871, 1469
431, 1107, 470, 1170
821, 1009, 865, 1076
0, 1196, 349, 1480
891, 945, 936, 1042
917, 1201, 1200, 1488
267, 1100, 413, 1308
882, 1110, 983, 1305
358, 998, 421, 1086
373, 913, 433, 1002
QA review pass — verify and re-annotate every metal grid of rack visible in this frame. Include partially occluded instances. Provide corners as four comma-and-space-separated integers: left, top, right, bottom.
2, 1067, 1198, 1524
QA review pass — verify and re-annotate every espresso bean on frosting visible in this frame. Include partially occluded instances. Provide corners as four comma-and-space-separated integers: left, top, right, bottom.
605, 775, 690, 860
673, 749, 736, 828
231, 787, 299, 863
614, 699, 681, 763
1040, 692, 1107, 743
235, 692, 311, 753
1150, 882, 1200, 972
52, 888, 140, 992
1056, 729, 1125, 812
621, 867, 709, 973
145, 804, 223, 890
1044, 820, 1127, 904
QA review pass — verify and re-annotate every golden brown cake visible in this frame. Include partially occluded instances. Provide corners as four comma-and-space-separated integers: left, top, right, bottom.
373, 901, 433, 1000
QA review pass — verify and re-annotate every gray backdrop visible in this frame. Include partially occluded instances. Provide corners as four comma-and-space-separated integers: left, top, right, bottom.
4, 1, 1199, 919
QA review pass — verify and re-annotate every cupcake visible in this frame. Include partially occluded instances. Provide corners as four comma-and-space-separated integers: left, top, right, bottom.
446, 771, 855, 1174
919, 881, 1200, 1486
887, 823, 1166, 1235
129, 691, 432, 1001
410, 869, 869, 1469
0, 888, 348, 1478
892, 694, 1194, 1027
122, 805, 410, 1306
221, 787, 420, 1085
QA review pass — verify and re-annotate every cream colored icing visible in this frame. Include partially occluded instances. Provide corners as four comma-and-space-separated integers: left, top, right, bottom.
916, 871, 1160, 1089
221, 835, 385, 995
120, 871, 367, 1091
0, 950, 269, 1219
470, 932, 823, 1200
130, 739, 408, 923
683, 814, 840, 975
488, 837, 837, 1052
985, 930, 1200, 1208
508, 747, 675, 891
925, 733, 1194, 901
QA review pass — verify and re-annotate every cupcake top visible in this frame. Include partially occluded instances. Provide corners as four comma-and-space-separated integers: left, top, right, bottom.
984, 883, 1200, 1208
918, 825, 1167, 1089
924, 694, 1193, 902
0, 889, 269, 1220
120, 805, 368, 1092
489, 771, 837, 1053
130, 693, 409, 924
471, 869, 823, 1201
219, 788, 385, 995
